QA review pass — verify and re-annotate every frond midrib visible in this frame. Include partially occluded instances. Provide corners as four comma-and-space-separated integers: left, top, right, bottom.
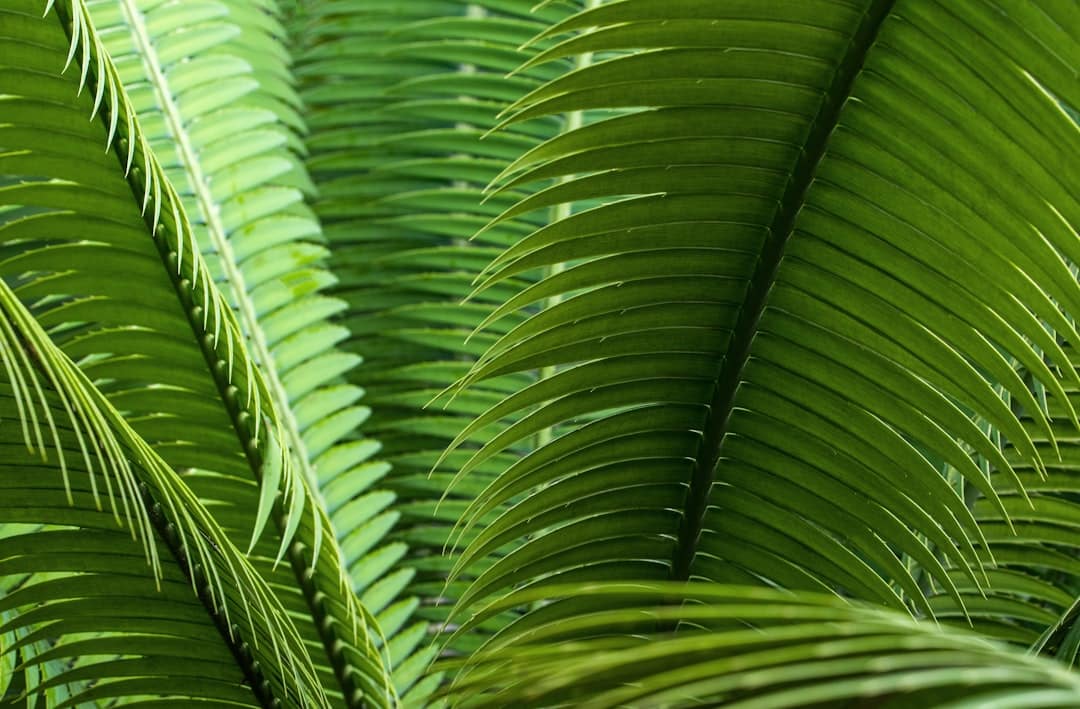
115, 0, 319, 493
113, 2, 376, 704
41, 4, 289, 707
669, 0, 898, 581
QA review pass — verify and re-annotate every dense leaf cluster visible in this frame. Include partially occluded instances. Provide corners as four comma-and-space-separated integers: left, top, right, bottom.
1, 1, 1079, 707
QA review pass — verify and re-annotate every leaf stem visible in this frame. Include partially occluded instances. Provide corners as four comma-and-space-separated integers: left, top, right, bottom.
669, 0, 897, 581
115, 0, 319, 496
104, 3, 377, 704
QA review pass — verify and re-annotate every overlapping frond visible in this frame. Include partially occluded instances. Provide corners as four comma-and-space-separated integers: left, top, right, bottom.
79, 0, 396, 703
445, 584, 1080, 708
6, 0, 1080, 705
0, 271, 327, 706
1, 0, 391, 703
935, 346, 1080, 646
444, 0, 1080, 639
287, 0, 579, 678
3, 0, 289, 576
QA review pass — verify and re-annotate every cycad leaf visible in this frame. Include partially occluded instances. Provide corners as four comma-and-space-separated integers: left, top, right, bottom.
447, 0, 1080, 632
949, 349, 1080, 647
445, 583, 1080, 708
2, 0, 393, 703
0, 269, 327, 707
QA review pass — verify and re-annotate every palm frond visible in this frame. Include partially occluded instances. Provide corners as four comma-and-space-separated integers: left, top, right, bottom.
0, 270, 327, 707
81, 0, 397, 703
935, 346, 1080, 646
8, 0, 1080, 705
1, 0, 391, 703
445, 583, 1080, 708
445, 0, 1080, 634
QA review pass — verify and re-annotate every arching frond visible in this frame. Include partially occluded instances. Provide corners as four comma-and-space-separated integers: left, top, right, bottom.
445, 584, 1080, 708
446, 0, 1080, 640
1, 0, 391, 703
938, 347, 1080, 646
0, 271, 327, 707
82, 0, 395, 703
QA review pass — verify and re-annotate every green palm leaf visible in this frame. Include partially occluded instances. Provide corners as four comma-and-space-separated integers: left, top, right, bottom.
1, 0, 390, 703
0, 272, 326, 706
6, 0, 1080, 705
445, 583, 1080, 708
936, 349, 1080, 645
445, 0, 1080, 643
78, 1, 396, 703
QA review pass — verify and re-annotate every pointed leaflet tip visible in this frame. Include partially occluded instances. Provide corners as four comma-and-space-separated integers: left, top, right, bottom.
77, 16, 91, 94
249, 431, 282, 554
124, 112, 136, 172
89, 58, 105, 120
173, 203, 185, 274
61, 1, 78, 74
274, 470, 304, 568
308, 498, 322, 572
104, 77, 120, 148
140, 159, 152, 212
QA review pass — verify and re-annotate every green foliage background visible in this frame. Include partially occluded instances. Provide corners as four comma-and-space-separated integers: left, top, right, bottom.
1, 0, 1079, 706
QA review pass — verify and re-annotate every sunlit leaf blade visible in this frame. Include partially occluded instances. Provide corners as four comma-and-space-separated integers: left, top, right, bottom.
1, 0, 392, 704
0, 274, 328, 707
